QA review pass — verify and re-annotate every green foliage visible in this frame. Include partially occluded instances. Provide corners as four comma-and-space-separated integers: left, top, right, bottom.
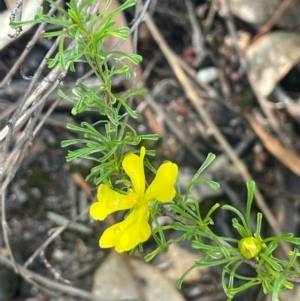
13, 1, 300, 300
173, 179, 300, 300
13, 0, 157, 185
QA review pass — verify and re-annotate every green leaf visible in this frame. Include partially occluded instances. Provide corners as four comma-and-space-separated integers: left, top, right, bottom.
98, 0, 113, 17
117, 98, 138, 118
192, 241, 221, 252
110, 51, 143, 65
40, 15, 71, 27
61, 138, 101, 147
232, 219, 248, 238
105, 0, 136, 19
43, 30, 64, 39
245, 181, 255, 236
259, 254, 282, 272
222, 205, 250, 237
10, 19, 41, 28
47, 0, 67, 15
92, 167, 116, 185
183, 153, 218, 203
139, 134, 159, 141
194, 256, 240, 267
192, 178, 220, 190
78, 0, 99, 11
65, 123, 108, 142
177, 264, 197, 289
122, 88, 148, 100
192, 153, 216, 180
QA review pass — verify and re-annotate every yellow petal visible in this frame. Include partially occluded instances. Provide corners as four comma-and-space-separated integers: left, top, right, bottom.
90, 184, 132, 220
145, 162, 178, 202
100, 205, 151, 252
122, 147, 146, 197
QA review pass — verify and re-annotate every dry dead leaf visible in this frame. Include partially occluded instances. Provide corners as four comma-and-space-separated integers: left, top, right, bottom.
155, 243, 202, 283
92, 251, 185, 301
246, 31, 300, 96
229, 0, 300, 28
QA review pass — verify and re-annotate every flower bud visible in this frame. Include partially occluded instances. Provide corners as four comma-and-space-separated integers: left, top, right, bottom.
238, 237, 262, 259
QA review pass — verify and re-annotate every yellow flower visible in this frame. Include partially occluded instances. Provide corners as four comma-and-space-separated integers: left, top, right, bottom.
90, 146, 178, 252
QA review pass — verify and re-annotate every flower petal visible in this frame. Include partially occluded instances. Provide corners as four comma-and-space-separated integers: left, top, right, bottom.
122, 147, 146, 197
100, 205, 151, 252
90, 184, 132, 220
145, 162, 178, 202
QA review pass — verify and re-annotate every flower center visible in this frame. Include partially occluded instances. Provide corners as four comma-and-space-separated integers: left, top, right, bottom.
127, 189, 140, 206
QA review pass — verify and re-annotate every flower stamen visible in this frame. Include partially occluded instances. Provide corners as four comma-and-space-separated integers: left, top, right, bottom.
127, 189, 139, 206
